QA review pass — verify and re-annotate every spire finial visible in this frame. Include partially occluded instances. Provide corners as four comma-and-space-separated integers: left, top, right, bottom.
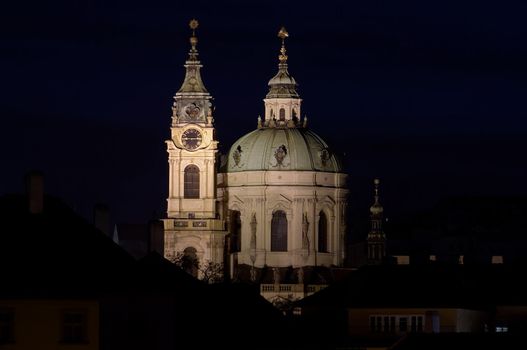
373, 178, 381, 204
188, 19, 199, 60
189, 19, 198, 35
278, 27, 289, 63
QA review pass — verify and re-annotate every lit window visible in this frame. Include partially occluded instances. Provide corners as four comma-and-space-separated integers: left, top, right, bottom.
399, 317, 408, 332
0, 309, 14, 344
394, 255, 410, 265
492, 256, 504, 264
417, 316, 423, 332
383, 316, 390, 332
390, 317, 396, 333
376, 316, 382, 332
370, 314, 423, 334
62, 311, 87, 344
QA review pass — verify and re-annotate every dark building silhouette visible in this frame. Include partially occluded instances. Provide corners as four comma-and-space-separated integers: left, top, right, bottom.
0, 174, 284, 349
293, 264, 527, 349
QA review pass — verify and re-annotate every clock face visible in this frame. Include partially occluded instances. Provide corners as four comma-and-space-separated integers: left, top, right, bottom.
181, 128, 202, 150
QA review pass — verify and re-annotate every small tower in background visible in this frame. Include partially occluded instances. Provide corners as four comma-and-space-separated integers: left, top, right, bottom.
367, 178, 386, 265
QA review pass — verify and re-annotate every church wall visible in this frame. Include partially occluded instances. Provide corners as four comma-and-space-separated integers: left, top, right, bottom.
162, 228, 225, 266
220, 170, 348, 268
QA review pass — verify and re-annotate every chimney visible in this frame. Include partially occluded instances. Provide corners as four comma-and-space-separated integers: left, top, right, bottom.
93, 203, 110, 236
26, 171, 44, 214
148, 219, 164, 255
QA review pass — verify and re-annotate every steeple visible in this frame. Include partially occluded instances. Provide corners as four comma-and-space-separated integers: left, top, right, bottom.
172, 19, 213, 125
178, 19, 208, 94
367, 178, 386, 264
370, 178, 383, 217
262, 27, 304, 128
164, 20, 227, 273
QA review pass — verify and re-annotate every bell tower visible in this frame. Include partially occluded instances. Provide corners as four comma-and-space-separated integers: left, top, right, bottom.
367, 178, 386, 265
163, 19, 227, 272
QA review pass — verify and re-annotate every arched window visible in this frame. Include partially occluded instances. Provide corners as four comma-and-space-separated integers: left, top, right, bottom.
318, 211, 328, 252
184, 165, 199, 198
182, 247, 199, 277
271, 210, 287, 251
279, 108, 286, 121
230, 210, 241, 253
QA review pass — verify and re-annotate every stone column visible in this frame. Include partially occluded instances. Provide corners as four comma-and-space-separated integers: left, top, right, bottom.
168, 159, 174, 198
307, 198, 316, 265
292, 198, 303, 253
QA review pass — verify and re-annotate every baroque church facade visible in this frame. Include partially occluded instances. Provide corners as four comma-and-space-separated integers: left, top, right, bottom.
163, 21, 348, 284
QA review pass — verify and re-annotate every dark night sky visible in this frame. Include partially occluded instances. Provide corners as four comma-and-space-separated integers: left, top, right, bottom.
2, 0, 527, 228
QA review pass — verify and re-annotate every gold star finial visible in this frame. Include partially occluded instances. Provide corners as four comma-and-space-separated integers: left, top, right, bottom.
278, 27, 289, 63
189, 19, 199, 36
188, 19, 199, 57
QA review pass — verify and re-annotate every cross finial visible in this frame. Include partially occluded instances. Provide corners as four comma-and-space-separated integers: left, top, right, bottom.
278, 27, 289, 63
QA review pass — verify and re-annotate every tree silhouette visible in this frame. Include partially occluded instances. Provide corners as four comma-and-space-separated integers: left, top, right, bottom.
170, 252, 223, 284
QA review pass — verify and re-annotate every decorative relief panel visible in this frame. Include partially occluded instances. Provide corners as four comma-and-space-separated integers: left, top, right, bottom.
273, 145, 288, 167
193, 221, 207, 227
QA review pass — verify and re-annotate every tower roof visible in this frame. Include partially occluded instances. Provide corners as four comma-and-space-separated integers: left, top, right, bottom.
177, 19, 208, 94
266, 27, 300, 99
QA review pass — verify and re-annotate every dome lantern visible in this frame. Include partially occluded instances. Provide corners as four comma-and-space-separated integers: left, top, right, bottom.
263, 27, 303, 128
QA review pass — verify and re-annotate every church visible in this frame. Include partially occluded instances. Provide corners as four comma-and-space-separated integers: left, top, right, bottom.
163, 20, 349, 291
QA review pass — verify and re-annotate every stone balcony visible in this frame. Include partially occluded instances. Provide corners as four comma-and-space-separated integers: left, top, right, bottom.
260, 283, 328, 302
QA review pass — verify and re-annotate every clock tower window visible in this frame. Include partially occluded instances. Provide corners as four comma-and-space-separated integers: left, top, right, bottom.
184, 165, 200, 199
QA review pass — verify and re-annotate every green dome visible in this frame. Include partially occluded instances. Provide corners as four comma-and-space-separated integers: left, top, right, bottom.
225, 128, 342, 172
